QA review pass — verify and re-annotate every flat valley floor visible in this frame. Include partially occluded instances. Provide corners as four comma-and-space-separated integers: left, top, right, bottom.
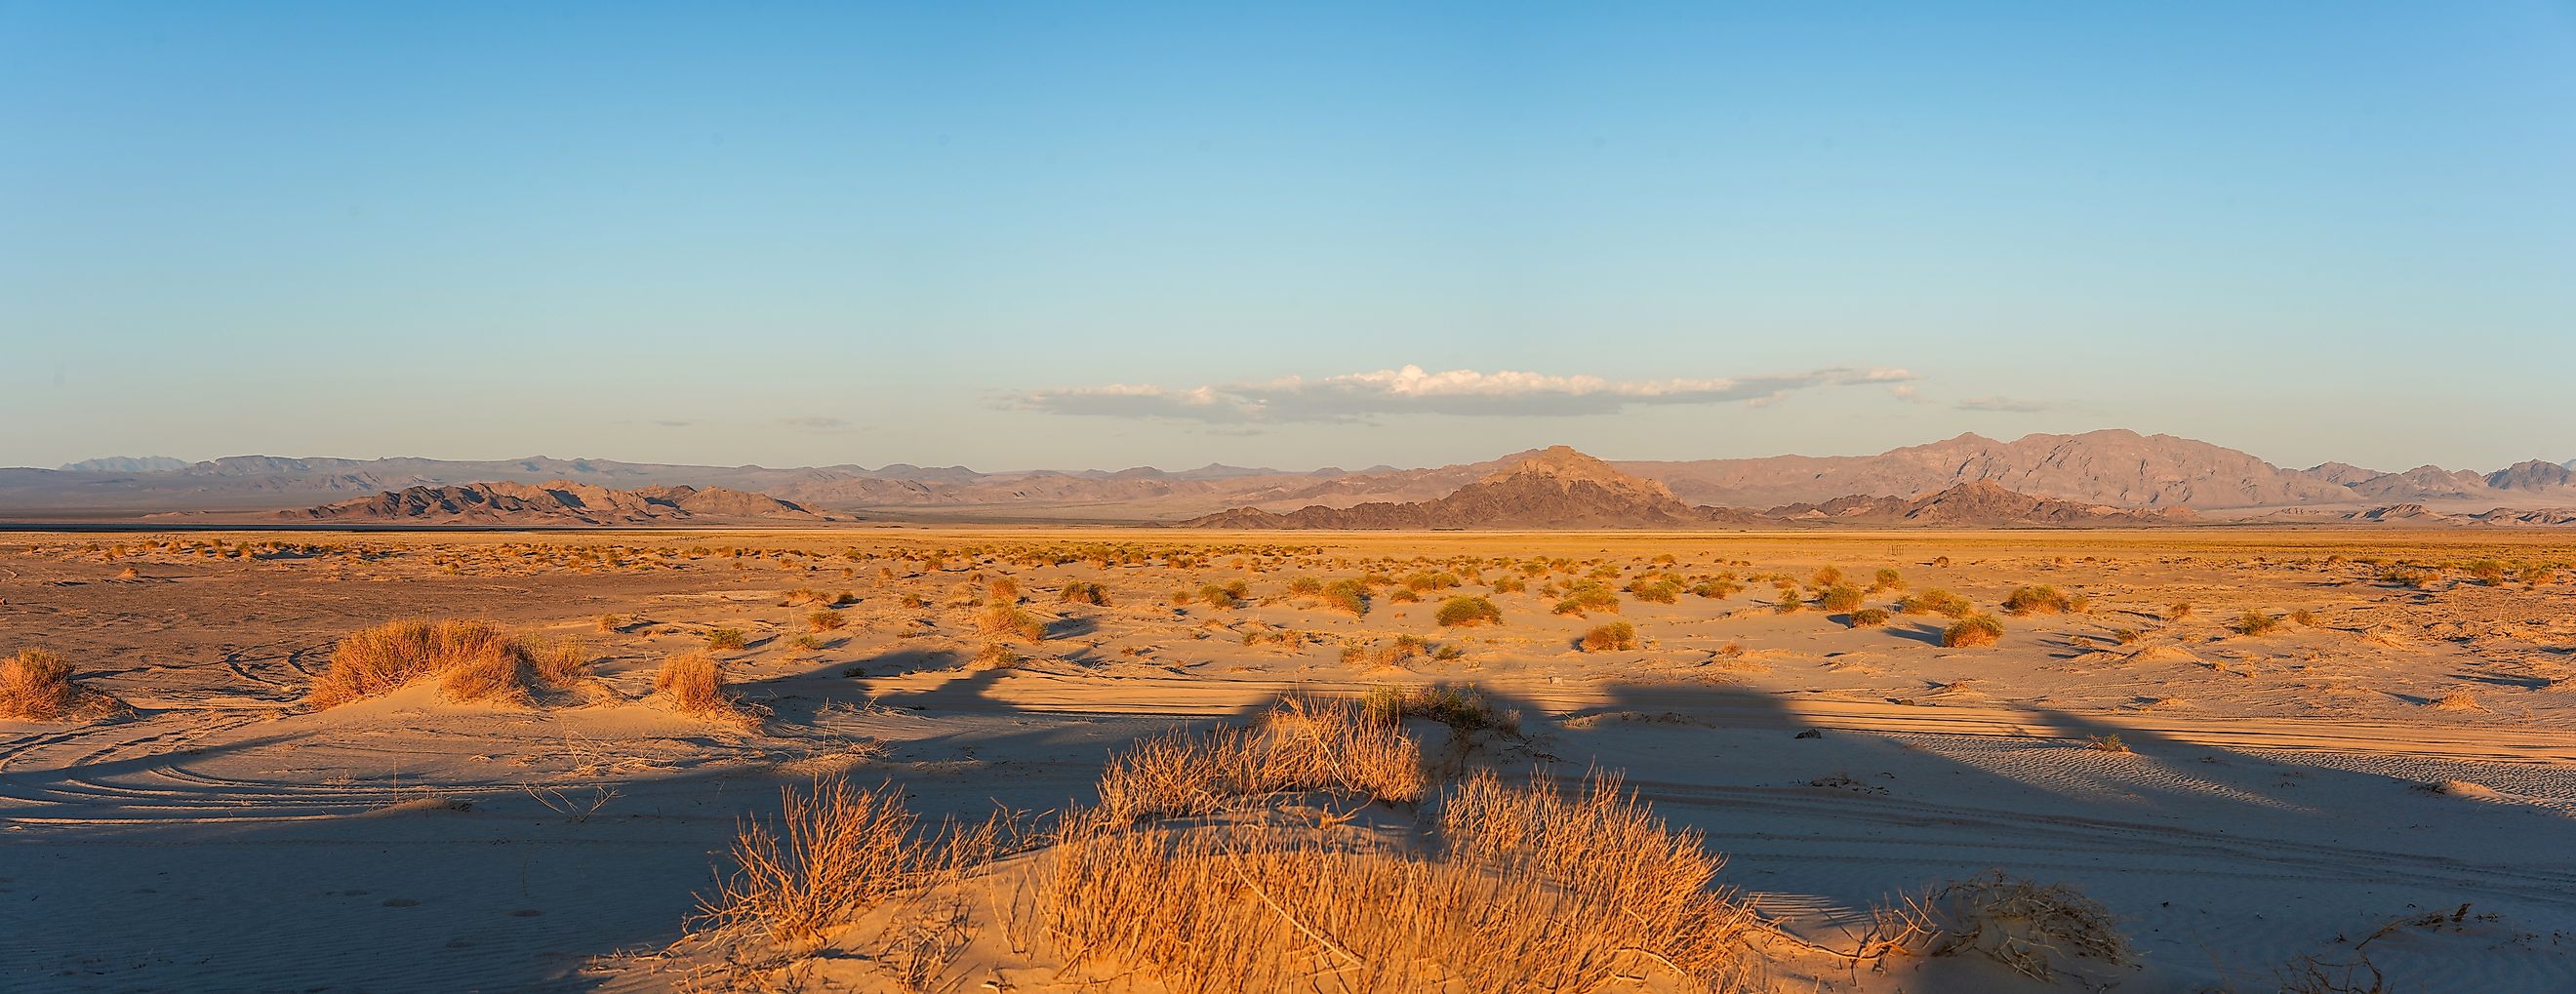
3, 529, 2572, 993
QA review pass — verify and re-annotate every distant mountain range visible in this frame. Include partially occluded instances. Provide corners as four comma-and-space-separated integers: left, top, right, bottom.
10, 429, 2574, 525
1183, 448, 2194, 530
262, 481, 825, 527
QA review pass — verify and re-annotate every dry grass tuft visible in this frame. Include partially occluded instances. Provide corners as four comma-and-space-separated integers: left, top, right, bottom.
656, 652, 757, 727
305, 619, 588, 709
697, 778, 1002, 952
1058, 580, 1111, 606
2232, 611, 2282, 637
1920, 871, 2128, 981
1094, 696, 1425, 825
2429, 689, 2486, 712
1045, 770, 1760, 994
0, 649, 130, 723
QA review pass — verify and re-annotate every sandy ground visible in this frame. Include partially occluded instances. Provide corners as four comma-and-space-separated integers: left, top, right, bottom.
3, 529, 2572, 993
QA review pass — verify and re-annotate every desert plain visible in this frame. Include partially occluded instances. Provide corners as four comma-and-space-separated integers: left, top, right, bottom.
3, 527, 2572, 993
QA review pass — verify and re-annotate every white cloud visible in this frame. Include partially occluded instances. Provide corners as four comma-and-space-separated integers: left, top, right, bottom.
1003, 365, 1920, 423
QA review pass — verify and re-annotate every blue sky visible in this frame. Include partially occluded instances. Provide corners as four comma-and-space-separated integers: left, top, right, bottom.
4, 2, 2572, 472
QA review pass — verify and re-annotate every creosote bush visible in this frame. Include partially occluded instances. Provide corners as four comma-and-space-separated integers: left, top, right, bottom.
1942, 614, 2006, 648
2231, 611, 2281, 637
1058, 580, 1111, 606
1580, 620, 1638, 652
1899, 589, 1974, 618
1847, 608, 1891, 628
705, 628, 749, 652
1551, 580, 1621, 616
2001, 585, 2073, 616
1320, 578, 1372, 616
1433, 595, 1503, 627
1818, 584, 1866, 612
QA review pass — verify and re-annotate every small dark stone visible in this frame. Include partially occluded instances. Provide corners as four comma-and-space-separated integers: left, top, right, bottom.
1794, 729, 1823, 739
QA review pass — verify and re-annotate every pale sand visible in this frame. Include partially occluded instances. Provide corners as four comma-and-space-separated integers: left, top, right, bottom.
3, 529, 2571, 992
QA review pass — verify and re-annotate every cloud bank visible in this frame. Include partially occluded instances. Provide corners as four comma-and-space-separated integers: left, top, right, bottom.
1004, 365, 1918, 423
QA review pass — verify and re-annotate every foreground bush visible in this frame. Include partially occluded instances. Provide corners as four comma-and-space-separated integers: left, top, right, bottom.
699, 778, 1001, 950
1433, 595, 1503, 627
1048, 770, 1759, 994
305, 619, 591, 708
0, 649, 129, 722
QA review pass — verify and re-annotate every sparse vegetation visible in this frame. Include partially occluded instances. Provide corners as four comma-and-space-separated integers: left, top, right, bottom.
1847, 608, 1891, 627
705, 627, 749, 651
1552, 580, 1621, 616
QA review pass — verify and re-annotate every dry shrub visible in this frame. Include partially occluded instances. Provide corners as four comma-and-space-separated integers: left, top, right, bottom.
0, 649, 129, 722
2232, 611, 2282, 636
1921, 871, 2127, 981
2001, 585, 2073, 616
306, 619, 588, 709
1847, 608, 1891, 627
699, 778, 1002, 952
1045, 770, 1759, 994
1361, 684, 1515, 734
970, 643, 1022, 670
1817, 584, 1866, 612
1094, 697, 1424, 825
987, 577, 1020, 602
1942, 614, 2005, 648
976, 604, 1047, 643
806, 610, 847, 633
1059, 580, 1110, 606
2429, 689, 2485, 712
706, 627, 749, 651
2112, 627, 2144, 646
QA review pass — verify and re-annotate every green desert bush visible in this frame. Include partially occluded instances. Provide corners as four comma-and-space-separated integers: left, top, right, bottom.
1898, 589, 1974, 618
705, 627, 749, 652
1434, 596, 1504, 628
1321, 578, 1372, 617
1552, 581, 1621, 616
2001, 585, 2073, 616
1942, 614, 2006, 648
2231, 611, 2281, 636
1818, 585, 1865, 613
